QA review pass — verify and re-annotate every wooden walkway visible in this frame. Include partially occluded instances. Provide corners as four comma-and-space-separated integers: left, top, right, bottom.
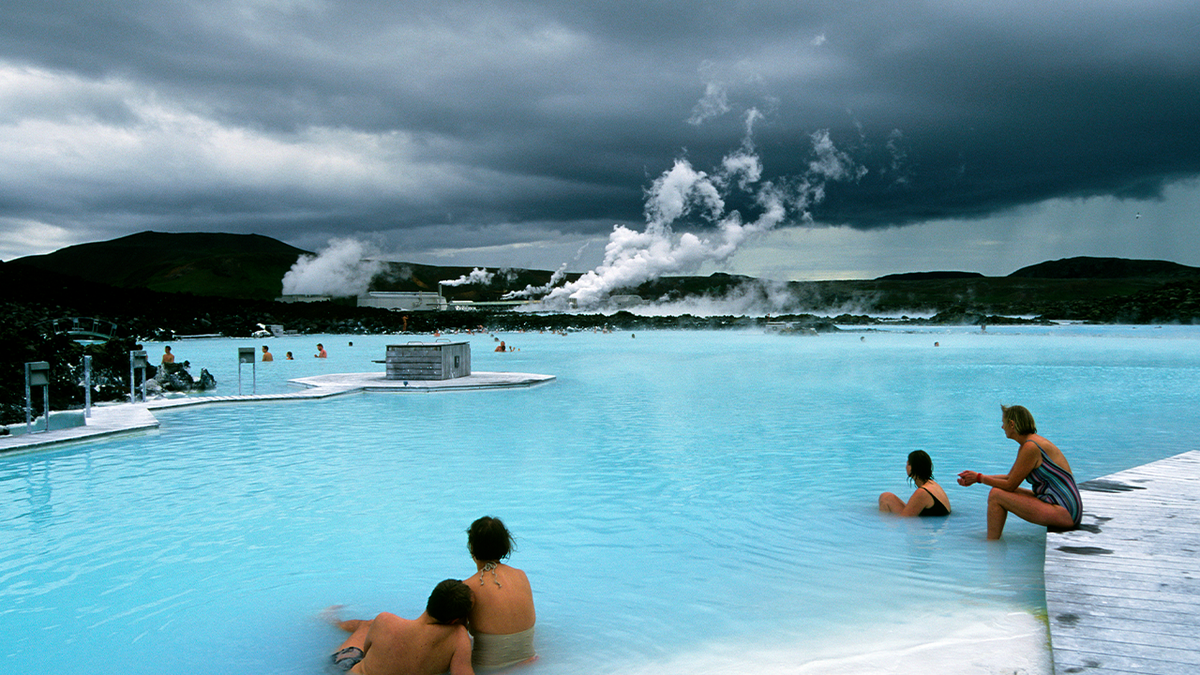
1, 371, 554, 453
1045, 450, 1200, 675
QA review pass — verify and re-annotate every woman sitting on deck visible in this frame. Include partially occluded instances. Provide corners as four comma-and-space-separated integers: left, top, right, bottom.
878, 450, 951, 517
958, 405, 1083, 539
465, 516, 536, 670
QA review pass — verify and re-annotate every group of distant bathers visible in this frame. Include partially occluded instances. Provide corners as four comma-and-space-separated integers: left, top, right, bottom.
327, 516, 536, 675
879, 404, 1083, 540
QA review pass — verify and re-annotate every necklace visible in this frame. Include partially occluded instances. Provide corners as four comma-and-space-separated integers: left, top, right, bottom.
480, 561, 502, 588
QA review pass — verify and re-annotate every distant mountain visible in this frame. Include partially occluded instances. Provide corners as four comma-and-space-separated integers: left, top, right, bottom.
875, 271, 986, 281
1009, 256, 1200, 279
10, 231, 312, 300
10, 232, 1200, 313
7, 231, 580, 302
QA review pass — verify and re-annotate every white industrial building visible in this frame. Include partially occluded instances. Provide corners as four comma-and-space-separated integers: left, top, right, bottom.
356, 291, 448, 311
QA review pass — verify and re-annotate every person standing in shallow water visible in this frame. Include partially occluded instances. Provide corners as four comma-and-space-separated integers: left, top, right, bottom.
958, 405, 1083, 540
315, 343, 327, 358
878, 450, 951, 517
465, 516, 536, 670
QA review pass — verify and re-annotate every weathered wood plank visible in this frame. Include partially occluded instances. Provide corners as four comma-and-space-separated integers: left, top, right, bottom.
1045, 450, 1200, 675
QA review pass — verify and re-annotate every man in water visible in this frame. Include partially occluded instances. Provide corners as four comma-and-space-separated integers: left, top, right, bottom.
161, 346, 175, 365
329, 579, 474, 675
315, 343, 327, 358
261, 345, 273, 362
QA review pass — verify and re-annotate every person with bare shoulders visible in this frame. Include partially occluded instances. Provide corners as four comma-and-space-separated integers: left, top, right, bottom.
878, 450, 951, 517
329, 579, 474, 675
161, 346, 175, 365
464, 517, 536, 670
958, 405, 1082, 540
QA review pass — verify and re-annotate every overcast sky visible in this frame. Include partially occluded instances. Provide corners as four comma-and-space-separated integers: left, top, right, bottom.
2, 0, 1199, 282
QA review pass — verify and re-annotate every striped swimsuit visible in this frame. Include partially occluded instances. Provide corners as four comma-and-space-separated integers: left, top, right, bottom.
1027, 440, 1083, 527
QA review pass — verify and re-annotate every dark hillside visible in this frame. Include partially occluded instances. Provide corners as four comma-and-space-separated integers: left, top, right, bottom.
1009, 256, 1200, 279
10, 231, 312, 300
875, 271, 985, 281
9, 231, 582, 303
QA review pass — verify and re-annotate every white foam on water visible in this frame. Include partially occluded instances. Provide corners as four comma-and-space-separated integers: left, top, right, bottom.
616, 606, 1049, 675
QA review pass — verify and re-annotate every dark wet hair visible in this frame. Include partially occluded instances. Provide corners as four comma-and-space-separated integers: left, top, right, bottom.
907, 450, 934, 483
467, 516, 515, 562
1001, 405, 1037, 435
426, 579, 472, 624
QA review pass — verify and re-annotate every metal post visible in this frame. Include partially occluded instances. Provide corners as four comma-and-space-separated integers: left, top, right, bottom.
25, 362, 50, 434
24, 364, 32, 435
238, 347, 256, 395
129, 350, 149, 403
83, 355, 93, 418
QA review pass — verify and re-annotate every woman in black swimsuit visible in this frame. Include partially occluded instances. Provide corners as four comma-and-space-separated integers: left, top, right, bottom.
879, 450, 952, 517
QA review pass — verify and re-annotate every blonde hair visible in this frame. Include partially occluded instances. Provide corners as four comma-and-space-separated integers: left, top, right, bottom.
1001, 405, 1037, 435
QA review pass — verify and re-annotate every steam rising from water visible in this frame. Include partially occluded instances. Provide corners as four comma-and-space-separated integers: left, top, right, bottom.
533, 112, 866, 310
280, 238, 385, 297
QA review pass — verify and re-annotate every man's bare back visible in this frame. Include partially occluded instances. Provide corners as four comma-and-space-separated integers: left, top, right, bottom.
330, 579, 475, 675
352, 612, 472, 675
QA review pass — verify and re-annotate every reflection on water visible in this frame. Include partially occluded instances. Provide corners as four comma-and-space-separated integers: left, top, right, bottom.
1, 326, 1198, 674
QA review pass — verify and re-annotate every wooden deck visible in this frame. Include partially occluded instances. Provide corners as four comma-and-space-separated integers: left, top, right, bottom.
1045, 450, 1200, 675
1, 371, 554, 452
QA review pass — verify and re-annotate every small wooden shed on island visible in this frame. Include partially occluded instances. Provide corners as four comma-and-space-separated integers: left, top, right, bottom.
385, 341, 471, 380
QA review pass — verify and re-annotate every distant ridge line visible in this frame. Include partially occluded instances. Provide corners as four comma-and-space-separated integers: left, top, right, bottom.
1009, 256, 1200, 279
875, 271, 985, 281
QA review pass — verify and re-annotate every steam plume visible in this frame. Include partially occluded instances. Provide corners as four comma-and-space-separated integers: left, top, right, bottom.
505, 263, 570, 299
439, 267, 495, 287
535, 114, 864, 309
281, 238, 384, 296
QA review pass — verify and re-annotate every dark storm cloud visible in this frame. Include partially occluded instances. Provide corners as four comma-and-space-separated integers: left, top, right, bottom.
1, 0, 1198, 256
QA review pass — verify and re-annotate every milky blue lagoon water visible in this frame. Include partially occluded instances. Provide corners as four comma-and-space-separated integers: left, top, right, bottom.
3, 325, 1199, 674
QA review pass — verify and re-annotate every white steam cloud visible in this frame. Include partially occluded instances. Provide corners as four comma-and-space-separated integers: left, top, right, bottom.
281, 238, 385, 296
439, 267, 495, 287
505, 262, 570, 299
533, 111, 865, 310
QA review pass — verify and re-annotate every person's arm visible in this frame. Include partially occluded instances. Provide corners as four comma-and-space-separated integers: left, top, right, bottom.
897, 487, 934, 517
448, 626, 475, 675
985, 442, 1038, 491
960, 443, 1038, 490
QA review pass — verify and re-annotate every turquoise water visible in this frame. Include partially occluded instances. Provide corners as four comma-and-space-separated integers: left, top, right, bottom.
3, 325, 1199, 674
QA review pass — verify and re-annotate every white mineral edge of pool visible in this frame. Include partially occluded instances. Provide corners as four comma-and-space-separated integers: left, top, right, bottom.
3, 325, 1199, 675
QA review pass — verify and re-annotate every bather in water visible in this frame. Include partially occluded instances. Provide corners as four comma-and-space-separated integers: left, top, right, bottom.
879, 450, 951, 517
465, 516, 537, 669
